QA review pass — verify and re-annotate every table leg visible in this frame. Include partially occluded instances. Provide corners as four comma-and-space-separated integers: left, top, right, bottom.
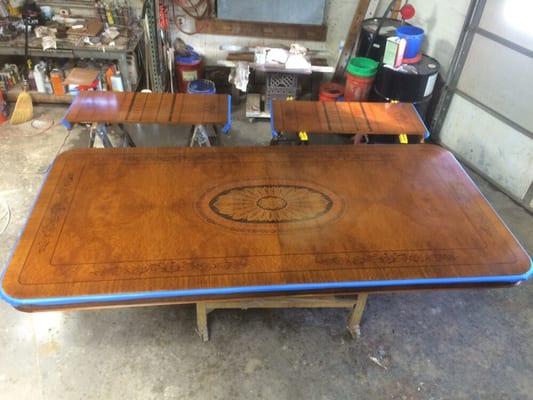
353, 134, 364, 144
189, 126, 197, 147
96, 124, 114, 148
212, 125, 220, 146
117, 54, 132, 91
190, 125, 211, 147
196, 303, 210, 342
200, 125, 211, 147
88, 124, 97, 148
118, 124, 136, 147
195, 295, 364, 341
346, 293, 368, 339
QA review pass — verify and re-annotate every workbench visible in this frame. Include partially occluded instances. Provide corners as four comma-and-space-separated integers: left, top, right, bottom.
1, 146, 531, 340
62, 91, 231, 147
271, 100, 428, 143
0, 33, 141, 91
218, 59, 335, 121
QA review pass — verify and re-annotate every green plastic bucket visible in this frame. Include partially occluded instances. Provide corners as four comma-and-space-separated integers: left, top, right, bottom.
346, 57, 379, 78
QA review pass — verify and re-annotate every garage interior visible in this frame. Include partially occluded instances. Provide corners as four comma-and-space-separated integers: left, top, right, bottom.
0, 1, 532, 399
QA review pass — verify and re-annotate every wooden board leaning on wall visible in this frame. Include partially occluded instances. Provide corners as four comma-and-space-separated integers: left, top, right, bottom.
197, 18, 327, 41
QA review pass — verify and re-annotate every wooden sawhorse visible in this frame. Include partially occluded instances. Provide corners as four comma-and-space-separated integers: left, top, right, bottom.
195, 293, 368, 341
62, 91, 231, 147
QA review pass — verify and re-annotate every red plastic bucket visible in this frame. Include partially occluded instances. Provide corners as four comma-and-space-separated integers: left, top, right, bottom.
319, 82, 344, 101
344, 73, 375, 101
175, 51, 204, 93
344, 57, 378, 101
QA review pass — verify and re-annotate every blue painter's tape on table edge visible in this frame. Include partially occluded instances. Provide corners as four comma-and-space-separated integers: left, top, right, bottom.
2, 260, 531, 308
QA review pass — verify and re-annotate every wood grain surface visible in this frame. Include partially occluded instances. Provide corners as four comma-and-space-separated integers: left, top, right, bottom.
2, 145, 530, 309
64, 91, 229, 125
272, 101, 427, 135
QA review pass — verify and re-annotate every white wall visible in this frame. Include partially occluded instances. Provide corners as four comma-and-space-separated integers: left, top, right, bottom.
440, 95, 533, 202
437, 0, 533, 209
376, 0, 470, 75
171, 0, 360, 66
170, 0, 471, 72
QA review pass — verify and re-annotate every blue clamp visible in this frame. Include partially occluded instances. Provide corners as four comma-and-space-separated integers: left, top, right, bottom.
269, 99, 280, 139
222, 95, 232, 134
60, 92, 79, 130
412, 104, 430, 139
60, 118, 72, 130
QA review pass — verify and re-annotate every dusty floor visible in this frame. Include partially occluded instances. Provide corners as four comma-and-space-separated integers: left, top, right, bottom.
0, 105, 532, 400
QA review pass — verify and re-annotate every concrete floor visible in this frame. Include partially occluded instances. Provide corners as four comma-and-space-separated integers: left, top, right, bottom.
0, 105, 532, 400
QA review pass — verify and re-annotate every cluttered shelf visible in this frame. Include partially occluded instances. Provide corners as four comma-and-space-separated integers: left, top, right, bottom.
0, 30, 142, 92
0, 3, 143, 95
0, 29, 141, 56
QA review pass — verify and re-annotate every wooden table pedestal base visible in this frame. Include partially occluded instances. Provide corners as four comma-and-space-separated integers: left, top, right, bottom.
195, 293, 368, 342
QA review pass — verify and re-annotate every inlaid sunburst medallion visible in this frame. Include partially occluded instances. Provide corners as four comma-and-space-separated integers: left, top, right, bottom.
196, 180, 344, 233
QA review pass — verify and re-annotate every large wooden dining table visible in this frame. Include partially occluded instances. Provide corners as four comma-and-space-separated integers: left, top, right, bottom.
1, 145, 531, 339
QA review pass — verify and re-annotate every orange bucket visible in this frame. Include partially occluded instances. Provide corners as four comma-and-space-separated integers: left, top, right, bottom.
319, 82, 344, 101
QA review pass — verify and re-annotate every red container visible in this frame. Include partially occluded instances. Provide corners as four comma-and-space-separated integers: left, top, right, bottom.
319, 82, 344, 101
175, 51, 204, 93
0, 90, 7, 123
50, 69, 66, 95
344, 73, 375, 101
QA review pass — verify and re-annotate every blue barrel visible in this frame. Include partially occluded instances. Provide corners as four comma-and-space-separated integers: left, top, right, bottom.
396, 26, 425, 59
187, 79, 216, 95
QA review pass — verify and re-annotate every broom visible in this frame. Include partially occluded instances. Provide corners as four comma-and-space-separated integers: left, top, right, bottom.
10, 17, 33, 125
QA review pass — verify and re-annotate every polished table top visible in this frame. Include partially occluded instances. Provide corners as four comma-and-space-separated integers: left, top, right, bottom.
63, 91, 230, 125
271, 101, 428, 136
2, 145, 531, 310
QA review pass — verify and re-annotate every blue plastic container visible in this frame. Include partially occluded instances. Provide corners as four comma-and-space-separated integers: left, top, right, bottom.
187, 79, 216, 94
175, 50, 201, 65
396, 25, 425, 59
